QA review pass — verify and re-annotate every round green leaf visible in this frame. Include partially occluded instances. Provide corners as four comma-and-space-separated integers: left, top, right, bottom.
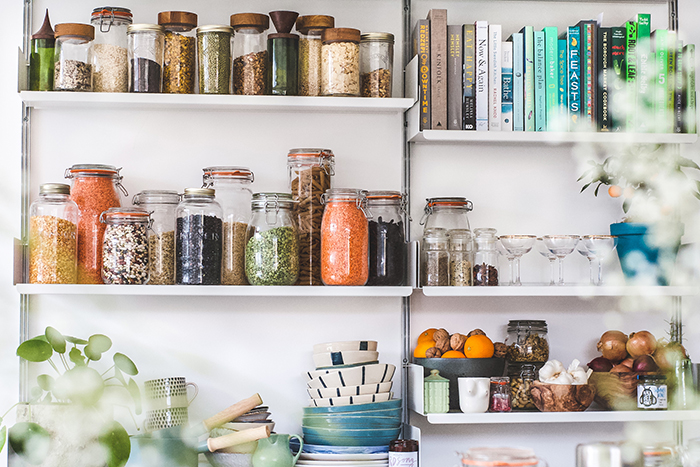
84, 344, 103, 362
0, 425, 6, 454
17, 339, 53, 362
88, 334, 112, 353
113, 353, 138, 376
69, 347, 85, 366
36, 374, 54, 392
98, 421, 130, 467
65, 336, 88, 345
53, 366, 105, 406
44, 327, 66, 354
8, 422, 50, 465
127, 378, 142, 415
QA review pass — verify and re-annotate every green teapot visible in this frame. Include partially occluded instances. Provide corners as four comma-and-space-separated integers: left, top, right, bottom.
252, 434, 303, 467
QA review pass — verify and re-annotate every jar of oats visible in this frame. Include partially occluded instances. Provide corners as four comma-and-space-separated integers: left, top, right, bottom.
321, 28, 360, 96
90, 7, 132, 93
296, 15, 334, 96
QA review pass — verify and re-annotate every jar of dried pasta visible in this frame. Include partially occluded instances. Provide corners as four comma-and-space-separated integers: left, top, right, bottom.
296, 15, 334, 96
321, 28, 360, 96
158, 11, 197, 94
360, 32, 393, 97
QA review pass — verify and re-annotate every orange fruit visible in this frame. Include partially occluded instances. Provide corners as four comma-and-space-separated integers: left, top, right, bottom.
413, 340, 436, 358
441, 350, 466, 358
608, 185, 622, 198
417, 328, 437, 345
464, 335, 494, 358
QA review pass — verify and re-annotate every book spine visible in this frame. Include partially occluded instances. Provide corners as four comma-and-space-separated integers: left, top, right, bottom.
625, 21, 637, 131
502, 41, 514, 131
544, 27, 559, 131
597, 27, 611, 131
415, 19, 431, 130
610, 27, 626, 131
447, 25, 463, 130
581, 21, 597, 130
489, 24, 502, 131
666, 32, 677, 133
635, 13, 652, 132
534, 30, 546, 131
428, 9, 448, 130
683, 44, 696, 134
476, 21, 489, 131
652, 30, 668, 132
512, 33, 524, 131
558, 38, 568, 127
463, 24, 476, 130
567, 26, 581, 131
521, 26, 535, 131
674, 40, 683, 133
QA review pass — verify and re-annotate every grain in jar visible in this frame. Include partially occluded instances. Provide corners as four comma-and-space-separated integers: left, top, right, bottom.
158, 11, 197, 94
54, 23, 95, 91
360, 32, 394, 97
421, 228, 449, 286
91, 7, 132, 93
231, 13, 269, 95
100, 207, 150, 284
296, 15, 334, 96
448, 229, 472, 286
321, 28, 360, 96
197, 25, 233, 94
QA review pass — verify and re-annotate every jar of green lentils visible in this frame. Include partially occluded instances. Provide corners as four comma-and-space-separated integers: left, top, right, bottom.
196, 25, 233, 94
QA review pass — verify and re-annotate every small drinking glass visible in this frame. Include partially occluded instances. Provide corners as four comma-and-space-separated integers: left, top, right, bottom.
582, 235, 618, 285
499, 235, 536, 286
576, 242, 596, 285
536, 238, 557, 285
496, 239, 514, 285
542, 235, 579, 286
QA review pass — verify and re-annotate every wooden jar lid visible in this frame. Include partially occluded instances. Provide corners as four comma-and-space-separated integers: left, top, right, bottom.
54, 23, 95, 40
322, 27, 361, 44
295, 15, 335, 34
158, 11, 198, 29
230, 13, 270, 31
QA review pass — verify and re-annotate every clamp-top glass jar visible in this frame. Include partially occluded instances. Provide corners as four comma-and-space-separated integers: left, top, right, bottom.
421, 197, 473, 235
159, 11, 197, 94
203, 167, 254, 285
507, 363, 540, 411
360, 33, 394, 97
91, 7, 132, 92
321, 28, 361, 96
245, 193, 299, 286
100, 207, 151, 285
54, 23, 95, 91
231, 13, 269, 95
473, 227, 499, 286
128, 23, 165, 93
366, 191, 406, 286
421, 228, 449, 287
505, 320, 549, 363
296, 15, 334, 96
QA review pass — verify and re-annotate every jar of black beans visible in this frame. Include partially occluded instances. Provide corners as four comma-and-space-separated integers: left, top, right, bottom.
127, 23, 165, 93
365, 191, 406, 286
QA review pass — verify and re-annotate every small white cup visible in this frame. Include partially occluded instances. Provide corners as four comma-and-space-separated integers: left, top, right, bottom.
458, 377, 490, 413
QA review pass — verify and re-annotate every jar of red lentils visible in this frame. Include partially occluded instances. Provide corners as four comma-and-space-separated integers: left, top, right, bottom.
320, 188, 370, 286
65, 164, 126, 284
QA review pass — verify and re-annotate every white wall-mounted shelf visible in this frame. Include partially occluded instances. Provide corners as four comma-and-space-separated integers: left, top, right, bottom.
420, 285, 698, 297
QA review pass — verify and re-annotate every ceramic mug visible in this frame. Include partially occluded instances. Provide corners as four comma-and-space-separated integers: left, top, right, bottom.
144, 377, 198, 431
458, 377, 490, 413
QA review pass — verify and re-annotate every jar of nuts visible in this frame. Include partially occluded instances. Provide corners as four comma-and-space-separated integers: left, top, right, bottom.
505, 320, 549, 363
507, 363, 542, 411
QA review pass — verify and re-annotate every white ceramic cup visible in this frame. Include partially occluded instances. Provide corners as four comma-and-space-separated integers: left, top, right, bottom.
458, 377, 490, 413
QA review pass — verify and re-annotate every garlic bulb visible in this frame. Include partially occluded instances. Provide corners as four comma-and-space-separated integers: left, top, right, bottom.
539, 359, 592, 385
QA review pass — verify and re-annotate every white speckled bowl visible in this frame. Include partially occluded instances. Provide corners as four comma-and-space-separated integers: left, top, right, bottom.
306, 364, 396, 389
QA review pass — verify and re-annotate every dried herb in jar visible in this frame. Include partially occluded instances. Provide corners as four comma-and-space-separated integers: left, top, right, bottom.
245, 226, 299, 285
197, 28, 232, 94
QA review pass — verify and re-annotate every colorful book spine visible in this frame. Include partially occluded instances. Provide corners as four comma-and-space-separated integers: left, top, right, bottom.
534, 30, 546, 131
463, 24, 476, 130
521, 26, 535, 131
652, 29, 668, 132
502, 41, 514, 131
489, 24, 502, 130
447, 25, 463, 130
610, 27, 626, 131
511, 33, 524, 131
544, 27, 559, 131
635, 13, 652, 132
667, 31, 677, 133
578, 21, 597, 130
674, 40, 683, 133
476, 20, 489, 131
683, 44, 696, 134
597, 27, 612, 131
558, 38, 568, 123
625, 21, 637, 131
566, 26, 581, 130
414, 19, 431, 130
428, 9, 448, 130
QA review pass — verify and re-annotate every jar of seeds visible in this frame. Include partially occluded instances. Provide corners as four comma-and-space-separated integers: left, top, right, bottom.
29, 184, 79, 284
128, 24, 165, 93
100, 207, 150, 284
473, 228, 499, 286
231, 13, 269, 95
507, 363, 541, 411
360, 33, 394, 97
158, 11, 197, 94
296, 15, 334, 96
90, 7, 132, 93
505, 320, 549, 363
421, 228, 449, 287
321, 28, 360, 96
448, 229, 472, 286
202, 167, 254, 285
366, 191, 406, 286
54, 23, 95, 91
197, 25, 233, 94
132, 190, 180, 285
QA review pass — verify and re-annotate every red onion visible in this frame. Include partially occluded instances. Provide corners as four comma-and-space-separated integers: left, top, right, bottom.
632, 354, 659, 372
587, 357, 614, 372
596, 330, 629, 362
626, 331, 657, 358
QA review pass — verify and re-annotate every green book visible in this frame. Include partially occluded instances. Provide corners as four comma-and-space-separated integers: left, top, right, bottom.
543, 26, 559, 130
683, 44, 696, 133
667, 31, 677, 133
625, 21, 637, 131
521, 26, 535, 131
635, 14, 652, 132
652, 29, 669, 132
534, 30, 546, 131
610, 27, 626, 131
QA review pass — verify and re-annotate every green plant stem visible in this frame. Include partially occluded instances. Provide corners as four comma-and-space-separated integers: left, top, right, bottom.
47, 359, 61, 376
59, 353, 70, 371
1, 402, 21, 420
101, 365, 115, 378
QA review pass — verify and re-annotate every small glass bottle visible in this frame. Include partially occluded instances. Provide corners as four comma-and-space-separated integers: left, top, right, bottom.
637, 374, 668, 410
245, 193, 299, 286
29, 183, 79, 284
176, 188, 223, 285
360, 33, 394, 98
197, 25, 233, 94
389, 440, 418, 467
29, 10, 55, 91
100, 207, 150, 285
424, 369, 449, 414
159, 11, 197, 94
202, 167, 254, 285
473, 227, 499, 286
91, 7, 132, 92
267, 11, 299, 96
421, 197, 473, 236
489, 377, 511, 412
132, 190, 180, 285
366, 191, 406, 286
449, 229, 473, 286
128, 24, 165, 93
321, 28, 360, 96
507, 363, 538, 411
296, 15, 334, 96
505, 320, 549, 363
671, 358, 693, 410
231, 13, 269, 95
54, 23, 95, 91
422, 228, 449, 287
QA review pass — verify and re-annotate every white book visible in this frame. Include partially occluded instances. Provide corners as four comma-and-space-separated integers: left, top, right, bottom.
501, 41, 514, 131
475, 20, 489, 131
489, 24, 502, 131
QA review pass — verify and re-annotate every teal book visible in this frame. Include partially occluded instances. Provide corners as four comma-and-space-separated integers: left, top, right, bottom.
558, 38, 567, 117
683, 44, 696, 133
520, 26, 535, 131
652, 29, 669, 132
566, 26, 581, 130
577, 20, 597, 130
543, 26, 559, 130
511, 32, 524, 131
635, 14, 652, 131
625, 21, 637, 131
611, 27, 626, 131
534, 30, 546, 131
667, 31, 677, 133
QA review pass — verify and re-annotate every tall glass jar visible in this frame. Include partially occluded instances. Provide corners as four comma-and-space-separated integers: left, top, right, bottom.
202, 167, 254, 285
91, 7, 132, 93
421, 197, 473, 235
321, 28, 360, 96
421, 228, 449, 287
128, 24, 165, 93
30, 11, 55, 91
473, 227, 499, 286
360, 33, 394, 98
65, 164, 124, 284
159, 11, 197, 94
296, 15, 334, 96
287, 149, 334, 286
197, 25, 233, 94
176, 188, 223, 285
132, 190, 180, 285
231, 13, 269, 95
321, 189, 370, 286
449, 229, 473, 286
29, 184, 79, 284
245, 193, 299, 286
267, 32, 299, 95
100, 207, 150, 285
54, 23, 95, 91
366, 191, 406, 286
505, 320, 549, 363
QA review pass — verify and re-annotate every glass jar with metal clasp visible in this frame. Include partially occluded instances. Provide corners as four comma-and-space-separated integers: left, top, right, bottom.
90, 6, 132, 92
365, 191, 406, 286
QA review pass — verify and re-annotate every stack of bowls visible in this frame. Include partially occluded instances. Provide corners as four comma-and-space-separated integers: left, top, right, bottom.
210, 406, 275, 454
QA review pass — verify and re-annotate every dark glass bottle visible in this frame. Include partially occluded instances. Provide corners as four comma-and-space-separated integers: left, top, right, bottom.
267, 11, 299, 95
29, 10, 55, 91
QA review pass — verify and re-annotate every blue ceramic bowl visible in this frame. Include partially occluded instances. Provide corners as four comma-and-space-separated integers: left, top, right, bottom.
302, 407, 401, 419
303, 399, 401, 415
302, 444, 389, 454
302, 426, 401, 447
302, 415, 401, 430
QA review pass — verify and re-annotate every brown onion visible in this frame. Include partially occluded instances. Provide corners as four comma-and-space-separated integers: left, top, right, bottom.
611, 363, 633, 373
597, 330, 629, 362
621, 357, 634, 369
654, 342, 688, 371
626, 331, 657, 358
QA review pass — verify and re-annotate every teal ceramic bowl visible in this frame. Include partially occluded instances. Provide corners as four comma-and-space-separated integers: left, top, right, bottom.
302, 407, 401, 419
302, 426, 401, 447
302, 415, 401, 430
303, 399, 401, 415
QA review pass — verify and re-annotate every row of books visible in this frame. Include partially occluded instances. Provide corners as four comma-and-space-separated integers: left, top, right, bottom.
413, 9, 697, 134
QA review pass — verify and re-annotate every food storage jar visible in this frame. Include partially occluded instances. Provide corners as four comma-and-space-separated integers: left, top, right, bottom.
366, 191, 406, 286
202, 166, 254, 285
267, 11, 299, 96
128, 24, 165, 93
360, 33, 394, 97
321, 188, 370, 286
91, 7, 132, 92
30, 11, 55, 91
507, 363, 540, 411
296, 15, 334, 96
29, 183, 79, 284
100, 207, 150, 284
176, 188, 223, 285
389, 440, 418, 467
321, 28, 360, 96
424, 369, 449, 414
132, 190, 180, 285
421, 228, 449, 286
159, 11, 197, 94
505, 320, 549, 363
245, 193, 299, 286
65, 164, 125, 284
460, 448, 547, 467
287, 148, 334, 286
54, 23, 95, 91
420, 197, 472, 235
473, 227, 499, 286
489, 377, 511, 412
449, 229, 473, 286
637, 374, 668, 410
197, 25, 233, 94
231, 13, 269, 95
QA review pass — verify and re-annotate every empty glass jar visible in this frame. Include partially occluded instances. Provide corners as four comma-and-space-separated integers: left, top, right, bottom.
128, 23, 165, 93
159, 11, 197, 94
100, 207, 150, 284
54, 23, 95, 91
473, 228, 499, 286
366, 191, 406, 286
231, 13, 269, 95
421, 197, 473, 235
421, 228, 449, 287
91, 7, 132, 92
360, 32, 394, 97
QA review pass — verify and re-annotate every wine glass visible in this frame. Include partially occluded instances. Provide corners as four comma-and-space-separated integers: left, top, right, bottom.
576, 242, 596, 285
582, 235, 618, 285
496, 239, 515, 285
542, 235, 580, 285
499, 235, 536, 286
536, 238, 558, 285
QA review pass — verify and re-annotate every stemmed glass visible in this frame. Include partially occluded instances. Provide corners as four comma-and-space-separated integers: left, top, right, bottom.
536, 238, 558, 285
582, 235, 618, 285
576, 243, 596, 285
499, 235, 536, 286
542, 235, 580, 285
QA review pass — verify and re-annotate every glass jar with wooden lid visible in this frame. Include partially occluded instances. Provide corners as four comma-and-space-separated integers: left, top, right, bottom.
360, 32, 394, 97
54, 23, 95, 91
321, 28, 361, 96
296, 15, 334, 96
231, 13, 269, 95
158, 11, 197, 94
